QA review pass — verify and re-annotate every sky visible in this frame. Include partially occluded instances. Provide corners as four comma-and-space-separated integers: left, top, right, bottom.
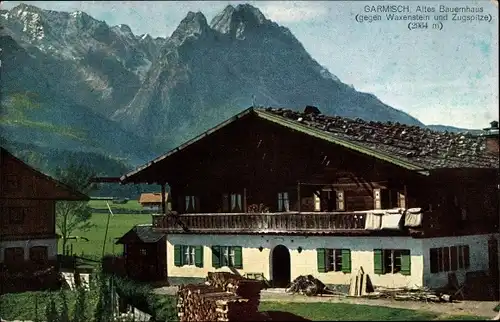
2, 0, 499, 129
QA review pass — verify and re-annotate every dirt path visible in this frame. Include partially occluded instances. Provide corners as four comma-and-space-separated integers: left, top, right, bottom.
260, 290, 498, 319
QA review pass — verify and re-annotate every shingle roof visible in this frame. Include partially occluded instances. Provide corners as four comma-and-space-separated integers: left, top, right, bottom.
115, 224, 165, 244
258, 107, 499, 170
1, 147, 89, 201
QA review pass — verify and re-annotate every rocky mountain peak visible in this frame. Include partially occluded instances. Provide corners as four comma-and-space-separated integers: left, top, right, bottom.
210, 3, 268, 39
170, 11, 209, 43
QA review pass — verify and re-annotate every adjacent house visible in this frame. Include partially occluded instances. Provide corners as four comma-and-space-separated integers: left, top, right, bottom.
139, 193, 171, 212
119, 107, 499, 291
0, 147, 88, 291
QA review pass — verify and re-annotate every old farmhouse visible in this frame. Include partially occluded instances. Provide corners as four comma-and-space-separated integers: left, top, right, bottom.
0, 147, 89, 292
118, 107, 499, 292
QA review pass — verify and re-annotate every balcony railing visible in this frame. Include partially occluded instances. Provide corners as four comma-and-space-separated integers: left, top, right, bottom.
152, 211, 369, 234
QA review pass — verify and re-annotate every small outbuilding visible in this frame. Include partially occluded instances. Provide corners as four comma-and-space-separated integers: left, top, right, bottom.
115, 224, 166, 282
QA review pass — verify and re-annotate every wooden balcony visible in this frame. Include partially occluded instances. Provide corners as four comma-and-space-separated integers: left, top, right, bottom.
152, 212, 370, 235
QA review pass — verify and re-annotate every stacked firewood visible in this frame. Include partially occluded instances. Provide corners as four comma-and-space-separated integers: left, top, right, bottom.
287, 275, 330, 296
177, 273, 265, 322
366, 286, 452, 302
207, 272, 263, 312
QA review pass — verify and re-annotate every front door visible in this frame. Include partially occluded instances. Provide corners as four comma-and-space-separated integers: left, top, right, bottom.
488, 237, 499, 299
271, 245, 291, 288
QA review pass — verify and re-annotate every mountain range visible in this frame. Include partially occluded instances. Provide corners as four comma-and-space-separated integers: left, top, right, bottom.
0, 3, 476, 181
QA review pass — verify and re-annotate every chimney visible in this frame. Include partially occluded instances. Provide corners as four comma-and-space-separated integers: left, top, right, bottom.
482, 120, 499, 154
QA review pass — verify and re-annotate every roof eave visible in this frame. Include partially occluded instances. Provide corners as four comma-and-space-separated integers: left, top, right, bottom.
121, 107, 257, 183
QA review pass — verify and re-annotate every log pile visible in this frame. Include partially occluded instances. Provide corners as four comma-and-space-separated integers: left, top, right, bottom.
286, 275, 331, 296
365, 286, 453, 303
178, 273, 266, 322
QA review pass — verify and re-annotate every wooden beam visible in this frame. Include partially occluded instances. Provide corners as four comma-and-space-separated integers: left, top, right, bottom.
243, 188, 247, 213
161, 183, 166, 215
297, 182, 301, 212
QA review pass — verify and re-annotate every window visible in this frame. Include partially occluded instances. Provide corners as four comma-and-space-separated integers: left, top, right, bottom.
139, 248, 147, 256
5, 175, 18, 191
29, 246, 48, 264
374, 249, 411, 275
184, 196, 199, 213
230, 194, 242, 212
317, 248, 351, 273
211, 245, 243, 269
429, 245, 470, 273
222, 193, 243, 212
278, 192, 289, 211
4, 247, 25, 265
374, 189, 405, 209
7, 207, 27, 224
174, 245, 203, 267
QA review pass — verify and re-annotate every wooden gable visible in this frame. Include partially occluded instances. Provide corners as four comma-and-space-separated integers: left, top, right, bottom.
1, 148, 88, 201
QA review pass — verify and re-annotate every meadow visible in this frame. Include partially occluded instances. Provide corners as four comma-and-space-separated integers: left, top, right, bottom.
61, 210, 151, 260
88, 199, 145, 212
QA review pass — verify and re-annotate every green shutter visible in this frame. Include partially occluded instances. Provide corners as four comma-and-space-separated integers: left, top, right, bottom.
374, 249, 384, 274
195, 246, 204, 268
174, 245, 182, 267
317, 248, 326, 273
212, 246, 221, 268
233, 246, 243, 269
401, 250, 411, 275
341, 249, 351, 273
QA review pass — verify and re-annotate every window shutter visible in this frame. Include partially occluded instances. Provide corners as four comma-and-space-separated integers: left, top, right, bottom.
400, 250, 411, 275
398, 192, 406, 209
374, 249, 384, 274
381, 189, 391, 209
450, 246, 458, 271
336, 190, 345, 211
212, 246, 221, 268
174, 245, 182, 267
317, 248, 326, 273
178, 196, 184, 213
222, 194, 229, 212
195, 197, 200, 213
443, 247, 450, 271
463, 245, 470, 268
341, 249, 351, 273
458, 246, 464, 269
314, 192, 321, 211
429, 248, 438, 273
195, 246, 204, 268
373, 189, 381, 209
233, 246, 243, 269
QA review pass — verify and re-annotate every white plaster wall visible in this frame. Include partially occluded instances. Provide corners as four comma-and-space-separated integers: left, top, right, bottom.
0, 238, 58, 262
166, 234, 425, 288
421, 233, 500, 288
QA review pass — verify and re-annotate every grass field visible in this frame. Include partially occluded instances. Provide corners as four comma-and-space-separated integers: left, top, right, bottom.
88, 199, 144, 211
60, 212, 150, 259
0, 292, 487, 322
258, 302, 488, 321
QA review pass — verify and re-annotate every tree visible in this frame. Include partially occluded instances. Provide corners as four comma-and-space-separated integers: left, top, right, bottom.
55, 161, 97, 255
